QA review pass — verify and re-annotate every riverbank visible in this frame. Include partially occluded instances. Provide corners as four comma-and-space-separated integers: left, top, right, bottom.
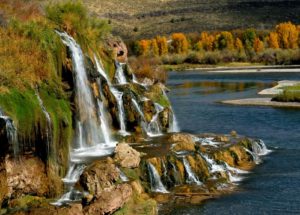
259, 80, 300, 95
220, 97, 300, 108
164, 63, 300, 73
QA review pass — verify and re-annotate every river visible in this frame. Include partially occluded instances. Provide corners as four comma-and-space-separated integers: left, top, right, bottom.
166, 71, 300, 215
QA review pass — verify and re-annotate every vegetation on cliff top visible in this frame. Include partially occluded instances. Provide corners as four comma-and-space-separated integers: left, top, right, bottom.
272, 84, 300, 102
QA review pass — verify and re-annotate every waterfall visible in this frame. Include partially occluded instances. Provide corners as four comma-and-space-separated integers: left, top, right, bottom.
147, 103, 163, 137
117, 167, 129, 182
94, 55, 110, 84
169, 109, 180, 133
182, 157, 202, 185
147, 163, 168, 193
54, 32, 115, 206
201, 154, 226, 173
252, 139, 271, 156
115, 62, 127, 85
244, 148, 261, 164
0, 109, 19, 157
35, 92, 52, 156
110, 88, 129, 136
57, 31, 104, 148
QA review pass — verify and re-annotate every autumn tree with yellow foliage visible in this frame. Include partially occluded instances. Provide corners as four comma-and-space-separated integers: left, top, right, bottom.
276, 22, 299, 49
171, 33, 189, 54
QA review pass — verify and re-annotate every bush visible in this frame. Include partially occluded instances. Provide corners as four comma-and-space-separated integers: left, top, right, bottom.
161, 54, 187, 65
129, 57, 167, 83
272, 85, 300, 102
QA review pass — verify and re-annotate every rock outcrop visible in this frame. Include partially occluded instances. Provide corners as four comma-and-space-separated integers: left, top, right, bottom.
114, 143, 141, 168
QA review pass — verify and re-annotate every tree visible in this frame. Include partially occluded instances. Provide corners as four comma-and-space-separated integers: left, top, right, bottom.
155, 36, 168, 55
242, 29, 256, 51
171, 33, 189, 54
197, 32, 215, 51
215, 31, 234, 50
253, 37, 264, 53
151, 39, 159, 56
276, 21, 298, 49
137, 39, 151, 56
267, 32, 279, 49
235, 38, 244, 52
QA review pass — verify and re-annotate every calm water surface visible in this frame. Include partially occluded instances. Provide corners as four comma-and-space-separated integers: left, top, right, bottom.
166, 71, 300, 215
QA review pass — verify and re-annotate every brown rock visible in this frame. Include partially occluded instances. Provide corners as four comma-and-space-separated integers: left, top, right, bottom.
169, 133, 196, 152
79, 159, 119, 197
130, 181, 144, 195
0, 158, 7, 206
114, 143, 141, 168
5, 156, 50, 198
107, 38, 128, 63
84, 184, 132, 215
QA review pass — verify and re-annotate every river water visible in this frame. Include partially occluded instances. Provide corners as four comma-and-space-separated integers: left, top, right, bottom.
167, 71, 300, 215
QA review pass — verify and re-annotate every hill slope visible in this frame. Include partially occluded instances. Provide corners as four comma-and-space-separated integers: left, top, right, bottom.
84, 0, 300, 40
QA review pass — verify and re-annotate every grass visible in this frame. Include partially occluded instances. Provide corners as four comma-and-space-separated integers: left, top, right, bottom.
272, 84, 300, 102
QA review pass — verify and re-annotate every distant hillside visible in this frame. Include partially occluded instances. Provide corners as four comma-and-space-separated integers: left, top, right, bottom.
84, 0, 300, 40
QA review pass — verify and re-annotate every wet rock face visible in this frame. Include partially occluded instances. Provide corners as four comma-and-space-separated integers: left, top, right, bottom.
0, 118, 9, 157
79, 159, 119, 197
5, 156, 50, 199
114, 143, 141, 168
84, 184, 132, 215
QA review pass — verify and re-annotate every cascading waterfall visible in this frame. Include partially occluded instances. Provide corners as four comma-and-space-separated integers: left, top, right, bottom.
182, 157, 202, 185
0, 109, 19, 157
146, 103, 164, 137
55, 32, 115, 206
147, 163, 169, 193
57, 31, 104, 148
36, 92, 52, 156
110, 88, 129, 136
115, 62, 127, 85
94, 55, 111, 85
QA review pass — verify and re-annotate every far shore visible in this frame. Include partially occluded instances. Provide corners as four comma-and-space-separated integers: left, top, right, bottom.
165, 64, 300, 73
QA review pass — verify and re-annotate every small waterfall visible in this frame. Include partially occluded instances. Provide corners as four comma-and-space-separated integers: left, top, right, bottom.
97, 99, 114, 145
201, 154, 226, 173
62, 163, 86, 184
36, 92, 52, 156
147, 103, 163, 137
110, 88, 129, 136
182, 157, 202, 185
131, 98, 145, 120
147, 163, 168, 193
0, 109, 19, 157
252, 139, 271, 156
94, 55, 111, 85
117, 167, 129, 182
244, 147, 261, 164
115, 62, 127, 85
168, 109, 180, 133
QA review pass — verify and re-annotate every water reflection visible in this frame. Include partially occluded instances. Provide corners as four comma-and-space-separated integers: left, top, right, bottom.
171, 80, 276, 96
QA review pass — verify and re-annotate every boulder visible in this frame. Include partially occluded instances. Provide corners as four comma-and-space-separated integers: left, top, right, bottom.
83, 184, 132, 215
5, 156, 50, 199
169, 133, 196, 152
114, 143, 141, 168
79, 159, 119, 197
107, 38, 128, 63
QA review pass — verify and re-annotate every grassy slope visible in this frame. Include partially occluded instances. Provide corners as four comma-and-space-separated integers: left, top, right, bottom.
83, 0, 300, 40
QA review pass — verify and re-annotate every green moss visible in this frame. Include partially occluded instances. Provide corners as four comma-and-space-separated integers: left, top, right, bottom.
121, 168, 140, 181
39, 83, 73, 174
0, 89, 43, 142
273, 84, 300, 102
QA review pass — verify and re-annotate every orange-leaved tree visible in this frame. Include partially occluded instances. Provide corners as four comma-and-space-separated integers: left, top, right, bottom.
137, 39, 151, 56
276, 22, 299, 49
197, 32, 215, 51
267, 32, 279, 49
155, 36, 168, 56
171, 33, 189, 54
253, 37, 264, 53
